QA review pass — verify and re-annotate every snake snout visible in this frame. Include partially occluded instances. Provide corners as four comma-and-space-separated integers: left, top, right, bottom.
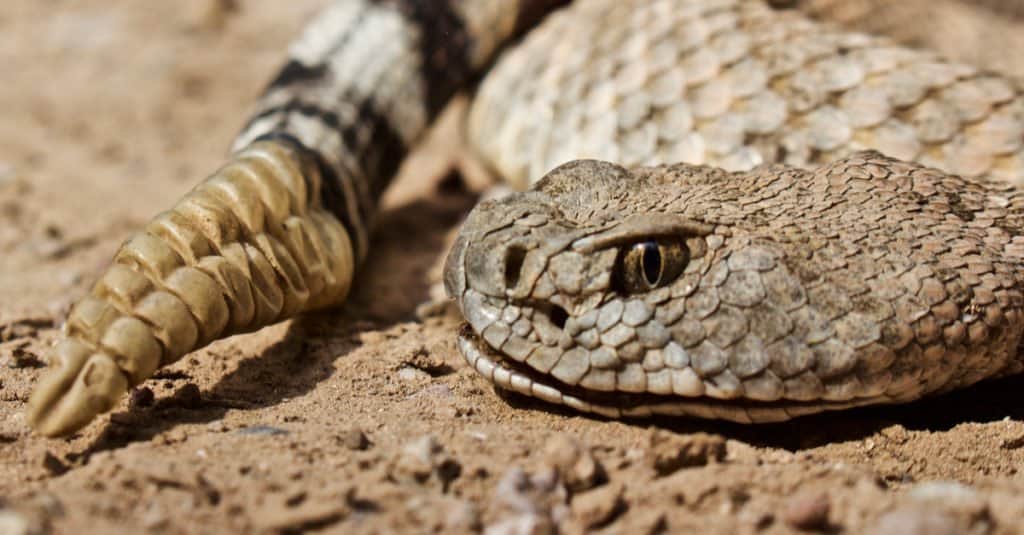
459, 231, 537, 298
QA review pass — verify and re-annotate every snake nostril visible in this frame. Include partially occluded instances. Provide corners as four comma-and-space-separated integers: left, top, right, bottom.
549, 305, 568, 330
504, 245, 527, 290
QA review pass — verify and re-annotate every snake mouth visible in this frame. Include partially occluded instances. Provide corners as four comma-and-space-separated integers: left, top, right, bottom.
456, 323, 883, 424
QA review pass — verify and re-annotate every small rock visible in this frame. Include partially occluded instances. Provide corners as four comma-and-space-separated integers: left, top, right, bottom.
168, 383, 202, 409
493, 467, 540, 514
491, 466, 568, 518
542, 434, 607, 493
908, 481, 983, 508
41, 452, 68, 476
400, 346, 455, 377
33, 238, 68, 260
571, 483, 625, 529
872, 507, 959, 535
392, 435, 462, 490
206, 421, 228, 433
159, 428, 190, 444
484, 514, 555, 535
4, 343, 44, 369
141, 502, 168, 529
57, 270, 83, 288
340, 428, 370, 451
396, 435, 442, 481
25, 492, 62, 519
633, 510, 668, 535
129, 387, 155, 409
251, 500, 347, 533
1000, 433, 1024, 450
397, 366, 431, 382
782, 491, 830, 531
359, 330, 387, 345
0, 510, 30, 535
444, 499, 482, 532
236, 425, 289, 436
0, 492, 62, 535
0, 317, 52, 343
739, 509, 775, 531
906, 481, 991, 526
647, 430, 726, 476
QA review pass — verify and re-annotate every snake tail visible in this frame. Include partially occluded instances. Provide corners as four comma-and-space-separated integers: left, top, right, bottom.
26, 140, 355, 437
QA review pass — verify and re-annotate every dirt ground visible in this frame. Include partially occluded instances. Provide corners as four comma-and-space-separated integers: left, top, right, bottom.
3, 1, 1024, 533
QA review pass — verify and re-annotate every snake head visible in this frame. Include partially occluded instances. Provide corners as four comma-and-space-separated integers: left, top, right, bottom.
445, 153, 1024, 422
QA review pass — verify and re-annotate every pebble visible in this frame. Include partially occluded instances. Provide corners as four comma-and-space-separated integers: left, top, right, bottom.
141, 502, 169, 529
487, 467, 567, 535
251, 501, 347, 533
571, 482, 625, 529
400, 346, 454, 377
236, 425, 289, 436
3, 342, 43, 369
397, 366, 432, 383
904, 481, 991, 529
168, 383, 202, 409
871, 507, 959, 535
489, 463, 569, 514
646, 430, 726, 476
41, 451, 68, 476
782, 491, 830, 531
33, 237, 69, 260
0, 494, 62, 535
541, 434, 606, 492
484, 514, 555, 535
340, 428, 371, 451
0, 317, 51, 343
0, 510, 29, 535
396, 435, 439, 481
392, 435, 462, 490
129, 386, 155, 409
1000, 433, 1024, 450
444, 499, 482, 532
206, 421, 228, 433
907, 481, 986, 513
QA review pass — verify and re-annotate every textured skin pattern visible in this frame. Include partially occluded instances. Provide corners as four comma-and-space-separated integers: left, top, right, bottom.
469, 0, 1024, 190
445, 153, 1024, 423
792, 0, 1024, 79
26, 141, 356, 436
452, 0, 1024, 421
26, 0, 567, 437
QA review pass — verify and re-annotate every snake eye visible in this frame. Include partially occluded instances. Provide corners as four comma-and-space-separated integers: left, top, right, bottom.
616, 239, 689, 294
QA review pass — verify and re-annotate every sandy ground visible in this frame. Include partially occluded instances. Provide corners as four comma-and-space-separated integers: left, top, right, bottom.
3, 1, 1024, 533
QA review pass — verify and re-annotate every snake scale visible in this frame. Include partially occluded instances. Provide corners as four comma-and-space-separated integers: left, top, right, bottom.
25, 0, 1024, 436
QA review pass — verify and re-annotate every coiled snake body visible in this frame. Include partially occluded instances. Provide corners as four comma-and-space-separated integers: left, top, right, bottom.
26, 0, 1024, 435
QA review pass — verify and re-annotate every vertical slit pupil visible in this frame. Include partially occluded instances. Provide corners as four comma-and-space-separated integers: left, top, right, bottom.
641, 242, 662, 286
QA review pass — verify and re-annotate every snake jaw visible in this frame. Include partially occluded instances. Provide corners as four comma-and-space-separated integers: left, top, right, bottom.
455, 321, 891, 424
